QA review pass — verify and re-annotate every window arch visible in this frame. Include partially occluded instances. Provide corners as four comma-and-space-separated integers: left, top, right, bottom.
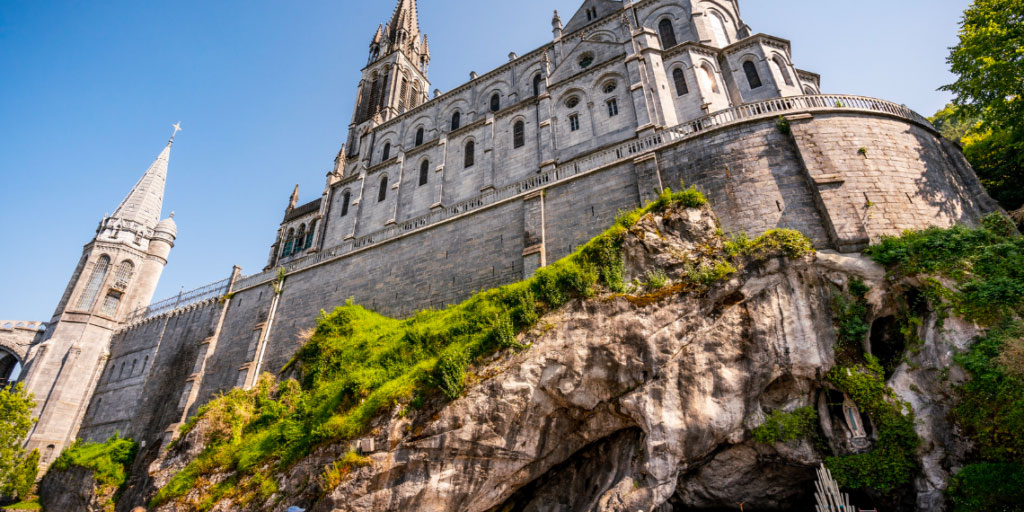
305, 220, 316, 248
803, 85, 817, 95
113, 260, 134, 290
378, 175, 389, 202
772, 56, 794, 86
283, 228, 295, 257
76, 255, 110, 310
415, 127, 424, 146
490, 93, 500, 112
513, 121, 525, 148
743, 60, 762, 89
464, 140, 475, 168
340, 190, 351, 217
533, 74, 543, 97
382, 142, 391, 161
673, 68, 689, 96
295, 224, 307, 251
699, 63, 720, 93
709, 11, 730, 46
451, 111, 461, 131
419, 159, 430, 186
658, 19, 677, 49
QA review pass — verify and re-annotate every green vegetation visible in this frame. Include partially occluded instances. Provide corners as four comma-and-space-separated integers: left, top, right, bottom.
320, 451, 372, 490
948, 463, 1024, 512
50, 435, 137, 510
0, 383, 39, 503
752, 406, 818, 444
152, 185, 729, 509
775, 115, 791, 135
723, 229, 815, 260
825, 358, 920, 494
833, 278, 871, 351
3, 498, 42, 510
643, 269, 668, 290
939, 0, 1024, 212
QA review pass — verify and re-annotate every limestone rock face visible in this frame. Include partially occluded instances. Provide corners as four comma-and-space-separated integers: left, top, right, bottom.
143, 207, 976, 512
38, 465, 114, 512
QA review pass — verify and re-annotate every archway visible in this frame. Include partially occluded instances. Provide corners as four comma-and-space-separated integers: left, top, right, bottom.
0, 347, 23, 387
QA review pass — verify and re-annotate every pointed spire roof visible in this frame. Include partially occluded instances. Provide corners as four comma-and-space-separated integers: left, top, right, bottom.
387, 0, 420, 45
372, 24, 383, 44
111, 128, 177, 229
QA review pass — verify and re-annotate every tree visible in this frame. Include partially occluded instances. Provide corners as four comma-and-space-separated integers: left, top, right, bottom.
0, 383, 39, 502
940, 0, 1024, 210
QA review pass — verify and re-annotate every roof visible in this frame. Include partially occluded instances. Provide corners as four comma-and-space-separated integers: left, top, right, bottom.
284, 199, 322, 222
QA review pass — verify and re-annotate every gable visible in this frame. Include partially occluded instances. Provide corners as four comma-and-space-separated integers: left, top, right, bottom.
547, 38, 625, 85
562, 0, 624, 34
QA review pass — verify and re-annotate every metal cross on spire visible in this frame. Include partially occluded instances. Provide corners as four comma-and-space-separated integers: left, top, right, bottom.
170, 122, 183, 143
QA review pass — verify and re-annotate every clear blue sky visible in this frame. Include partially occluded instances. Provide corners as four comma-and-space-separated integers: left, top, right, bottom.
0, 0, 971, 320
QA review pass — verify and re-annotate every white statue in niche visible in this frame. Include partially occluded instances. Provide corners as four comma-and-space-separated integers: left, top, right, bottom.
842, 395, 871, 449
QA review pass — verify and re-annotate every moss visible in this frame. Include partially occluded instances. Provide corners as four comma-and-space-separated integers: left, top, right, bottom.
752, 406, 818, 444
723, 229, 815, 260
824, 360, 920, 494
49, 434, 137, 510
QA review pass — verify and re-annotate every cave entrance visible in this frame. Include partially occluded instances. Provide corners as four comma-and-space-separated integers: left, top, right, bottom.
869, 316, 904, 379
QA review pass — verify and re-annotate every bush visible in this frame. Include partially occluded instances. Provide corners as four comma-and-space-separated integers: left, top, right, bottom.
50, 434, 137, 505
644, 269, 668, 290
752, 407, 818, 444
0, 383, 37, 502
434, 345, 470, 400
834, 279, 871, 350
947, 463, 1024, 512
724, 229, 815, 260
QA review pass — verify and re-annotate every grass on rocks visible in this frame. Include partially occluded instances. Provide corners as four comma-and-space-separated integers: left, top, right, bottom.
49, 435, 137, 510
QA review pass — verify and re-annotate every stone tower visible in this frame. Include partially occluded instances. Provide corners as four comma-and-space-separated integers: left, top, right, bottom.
345, 0, 431, 157
19, 129, 179, 469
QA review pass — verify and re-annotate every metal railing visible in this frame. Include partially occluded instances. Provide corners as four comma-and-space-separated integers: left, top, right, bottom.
126, 277, 231, 323
136, 94, 931, 320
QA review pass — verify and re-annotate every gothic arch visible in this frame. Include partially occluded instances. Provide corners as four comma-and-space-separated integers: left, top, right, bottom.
590, 71, 627, 95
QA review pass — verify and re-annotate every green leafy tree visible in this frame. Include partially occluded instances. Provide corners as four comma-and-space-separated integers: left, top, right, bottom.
939, 0, 1024, 210
0, 383, 39, 501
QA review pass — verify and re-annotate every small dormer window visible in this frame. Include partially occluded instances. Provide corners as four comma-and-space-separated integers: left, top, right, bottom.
578, 53, 594, 69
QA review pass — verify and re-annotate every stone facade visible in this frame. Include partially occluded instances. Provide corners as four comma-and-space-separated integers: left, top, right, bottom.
0, 321, 44, 387
13, 0, 998, 482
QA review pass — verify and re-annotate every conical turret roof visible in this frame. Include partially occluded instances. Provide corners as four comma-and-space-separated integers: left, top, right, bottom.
111, 136, 172, 229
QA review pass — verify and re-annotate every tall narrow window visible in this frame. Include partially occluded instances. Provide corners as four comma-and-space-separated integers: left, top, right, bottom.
76, 255, 110, 310
419, 160, 430, 186
658, 19, 677, 49
569, 114, 580, 132
378, 176, 388, 202
283, 228, 295, 257
340, 191, 351, 217
513, 121, 525, 148
490, 93, 500, 112
607, 98, 619, 117
743, 61, 762, 89
411, 86, 420, 108
772, 56, 794, 86
464, 140, 475, 168
113, 260, 134, 290
673, 68, 689, 96
533, 74, 543, 97
295, 224, 306, 251
709, 11, 730, 46
382, 142, 391, 161
305, 220, 316, 248
451, 111, 461, 131
415, 127, 424, 146
700, 64, 720, 93
399, 78, 408, 112
100, 291, 123, 316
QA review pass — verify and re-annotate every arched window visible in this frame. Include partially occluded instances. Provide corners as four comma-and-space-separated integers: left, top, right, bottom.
283, 228, 295, 257
658, 19, 677, 49
673, 68, 689, 96
44, 445, 54, 463
411, 85, 420, 108
709, 11, 730, 46
490, 93, 500, 112
419, 160, 430, 186
130, 359, 137, 376
699, 64, 720, 93
142, 355, 148, 372
513, 121, 525, 148
113, 260, 134, 290
399, 78, 408, 112
340, 191, 351, 217
305, 220, 316, 248
378, 175, 389, 202
76, 255, 110, 310
119, 361, 126, 379
743, 61, 762, 89
382, 142, 391, 161
772, 56, 794, 86
415, 127, 424, 146
295, 224, 306, 251
533, 74, 543, 97
451, 111, 461, 131
803, 85, 817, 95
464, 140, 475, 168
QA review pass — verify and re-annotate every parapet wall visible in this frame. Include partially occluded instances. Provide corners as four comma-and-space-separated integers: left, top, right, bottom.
77, 102, 998, 461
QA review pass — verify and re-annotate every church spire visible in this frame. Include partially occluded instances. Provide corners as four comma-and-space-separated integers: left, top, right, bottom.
111, 124, 178, 229
387, 0, 420, 44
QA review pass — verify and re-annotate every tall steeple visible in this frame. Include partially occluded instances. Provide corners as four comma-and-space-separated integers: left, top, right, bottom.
387, 0, 420, 47
111, 125, 178, 229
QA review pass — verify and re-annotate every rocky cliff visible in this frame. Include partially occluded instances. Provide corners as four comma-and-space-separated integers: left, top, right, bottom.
90, 200, 995, 511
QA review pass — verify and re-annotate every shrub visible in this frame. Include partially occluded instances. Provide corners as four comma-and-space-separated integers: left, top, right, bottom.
434, 345, 470, 400
752, 406, 818, 444
947, 463, 1024, 512
834, 279, 871, 350
723, 229, 814, 260
644, 269, 668, 290
50, 434, 137, 507
776, 115, 791, 135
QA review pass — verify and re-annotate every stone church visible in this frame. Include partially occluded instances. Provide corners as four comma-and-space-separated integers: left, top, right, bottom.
13, 0, 997, 476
